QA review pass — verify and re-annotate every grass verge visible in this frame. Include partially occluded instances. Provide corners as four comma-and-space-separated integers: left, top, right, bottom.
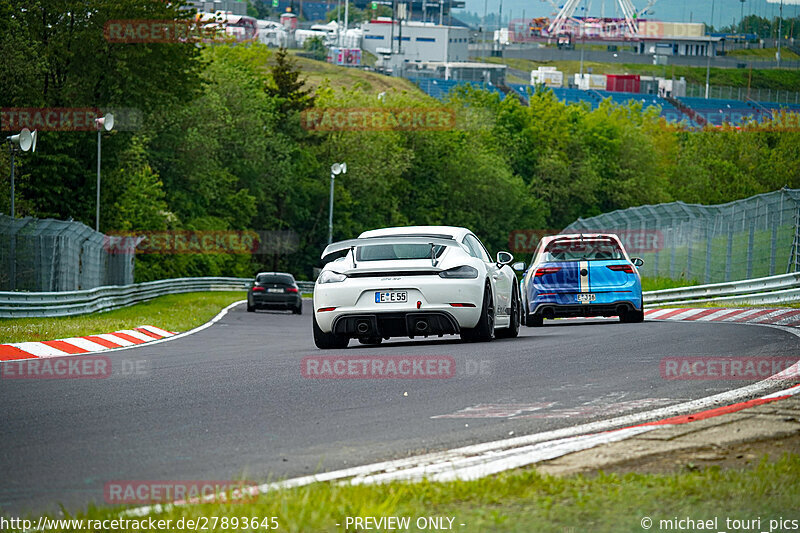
0, 291, 245, 344
22, 454, 800, 532
641, 276, 699, 292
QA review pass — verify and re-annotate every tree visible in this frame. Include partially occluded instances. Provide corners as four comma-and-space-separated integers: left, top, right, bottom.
265, 48, 315, 114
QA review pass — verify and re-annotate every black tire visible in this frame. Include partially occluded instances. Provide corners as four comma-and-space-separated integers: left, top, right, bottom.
620, 309, 644, 323
460, 282, 495, 343
247, 302, 255, 312
358, 336, 383, 345
496, 285, 520, 339
313, 313, 349, 349
293, 303, 303, 315
525, 312, 543, 327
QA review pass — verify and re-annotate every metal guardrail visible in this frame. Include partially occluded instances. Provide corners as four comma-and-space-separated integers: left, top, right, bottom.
0, 277, 251, 318
644, 272, 800, 307
297, 281, 315, 294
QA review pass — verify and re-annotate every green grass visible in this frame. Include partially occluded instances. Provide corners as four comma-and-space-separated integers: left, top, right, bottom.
288, 52, 425, 95
0, 291, 245, 344
21, 454, 800, 532
728, 47, 800, 61
641, 276, 698, 292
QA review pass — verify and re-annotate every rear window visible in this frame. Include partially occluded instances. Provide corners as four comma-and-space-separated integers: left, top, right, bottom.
541, 238, 624, 262
356, 244, 445, 262
256, 274, 294, 285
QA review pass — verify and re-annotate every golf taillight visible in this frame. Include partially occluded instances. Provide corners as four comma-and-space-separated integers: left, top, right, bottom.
607, 264, 634, 273
285, 287, 299, 293
534, 267, 561, 277
252, 286, 266, 292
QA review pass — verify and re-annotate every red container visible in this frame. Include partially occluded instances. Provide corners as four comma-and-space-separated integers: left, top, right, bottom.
606, 74, 640, 93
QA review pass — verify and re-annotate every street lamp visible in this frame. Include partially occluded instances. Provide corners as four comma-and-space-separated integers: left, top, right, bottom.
328, 162, 346, 245
6, 128, 37, 218
94, 113, 114, 232
6, 128, 36, 292
705, 0, 716, 99
777, 0, 783, 68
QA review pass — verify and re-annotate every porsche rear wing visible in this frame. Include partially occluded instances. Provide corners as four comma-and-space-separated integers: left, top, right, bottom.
321, 235, 458, 266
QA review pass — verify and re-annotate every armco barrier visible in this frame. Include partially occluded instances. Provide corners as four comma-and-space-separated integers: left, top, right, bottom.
643, 272, 800, 307
0, 277, 251, 318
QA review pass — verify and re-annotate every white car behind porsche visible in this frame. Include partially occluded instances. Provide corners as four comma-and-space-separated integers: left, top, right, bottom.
312, 226, 521, 349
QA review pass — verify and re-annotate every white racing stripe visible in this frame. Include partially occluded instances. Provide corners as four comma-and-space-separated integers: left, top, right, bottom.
579, 260, 589, 293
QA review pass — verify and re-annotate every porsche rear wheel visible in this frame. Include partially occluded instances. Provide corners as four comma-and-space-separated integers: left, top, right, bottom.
496, 285, 520, 339
461, 282, 495, 343
313, 313, 349, 349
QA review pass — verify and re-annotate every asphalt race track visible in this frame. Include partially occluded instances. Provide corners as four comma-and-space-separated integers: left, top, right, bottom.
2, 304, 798, 515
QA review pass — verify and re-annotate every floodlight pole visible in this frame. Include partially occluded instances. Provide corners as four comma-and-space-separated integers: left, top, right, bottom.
96, 128, 102, 232
9, 144, 15, 219
328, 169, 335, 245
328, 163, 346, 244
777, 0, 783, 68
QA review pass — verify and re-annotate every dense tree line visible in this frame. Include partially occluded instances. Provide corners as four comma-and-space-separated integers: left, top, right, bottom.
2, 2, 800, 281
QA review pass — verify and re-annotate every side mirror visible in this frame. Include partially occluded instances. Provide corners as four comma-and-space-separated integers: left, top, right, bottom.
632, 257, 644, 267
496, 251, 514, 266
512, 261, 527, 272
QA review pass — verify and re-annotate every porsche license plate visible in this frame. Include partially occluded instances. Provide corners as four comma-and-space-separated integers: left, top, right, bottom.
577, 293, 596, 302
375, 291, 407, 303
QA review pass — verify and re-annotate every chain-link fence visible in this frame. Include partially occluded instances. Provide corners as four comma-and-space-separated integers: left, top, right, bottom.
564, 188, 800, 284
0, 215, 134, 291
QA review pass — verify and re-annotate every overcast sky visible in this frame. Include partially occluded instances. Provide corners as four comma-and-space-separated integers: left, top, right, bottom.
458, 0, 800, 26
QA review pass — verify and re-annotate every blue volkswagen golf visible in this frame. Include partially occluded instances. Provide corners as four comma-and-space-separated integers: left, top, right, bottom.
519, 234, 644, 326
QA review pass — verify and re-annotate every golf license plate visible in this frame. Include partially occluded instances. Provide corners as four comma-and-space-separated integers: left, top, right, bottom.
375, 291, 408, 303
577, 293, 596, 302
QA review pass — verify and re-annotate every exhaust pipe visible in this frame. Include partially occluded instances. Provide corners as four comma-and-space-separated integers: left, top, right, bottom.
542, 308, 555, 320
356, 321, 370, 334
414, 320, 429, 332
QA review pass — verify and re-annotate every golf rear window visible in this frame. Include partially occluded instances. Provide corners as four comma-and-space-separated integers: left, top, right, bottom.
356, 244, 445, 261
542, 238, 624, 261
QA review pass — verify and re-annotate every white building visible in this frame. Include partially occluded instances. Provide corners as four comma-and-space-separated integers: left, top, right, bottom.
361, 19, 470, 63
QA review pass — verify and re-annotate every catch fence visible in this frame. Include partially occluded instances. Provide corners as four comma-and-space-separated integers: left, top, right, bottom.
564, 188, 800, 284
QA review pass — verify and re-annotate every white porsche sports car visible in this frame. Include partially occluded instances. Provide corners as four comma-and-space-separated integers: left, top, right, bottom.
312, 226, 521, 349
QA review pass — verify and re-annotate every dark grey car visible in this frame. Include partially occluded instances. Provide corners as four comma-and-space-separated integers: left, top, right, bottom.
247, 272, 303, 314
